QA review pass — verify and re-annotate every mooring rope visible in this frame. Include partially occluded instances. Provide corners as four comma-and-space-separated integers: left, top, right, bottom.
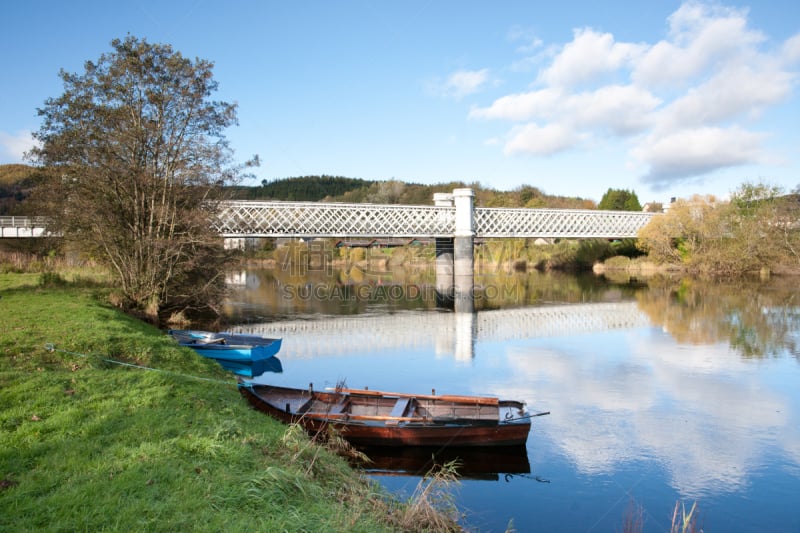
44, 343, 235, 386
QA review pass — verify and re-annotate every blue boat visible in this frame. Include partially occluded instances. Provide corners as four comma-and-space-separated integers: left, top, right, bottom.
168, 330, 282, 364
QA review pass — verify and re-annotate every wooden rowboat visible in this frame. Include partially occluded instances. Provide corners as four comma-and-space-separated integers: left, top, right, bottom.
238, 381, 543, 447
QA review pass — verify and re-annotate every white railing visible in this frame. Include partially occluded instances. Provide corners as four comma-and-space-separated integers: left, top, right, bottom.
0, 216, 50, 238
213, 201, 456, 238
214, 201, 655, 239
475, 207, 655, 238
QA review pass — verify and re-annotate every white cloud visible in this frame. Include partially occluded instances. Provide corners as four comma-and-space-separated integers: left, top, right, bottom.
565, 85, 660, 135
0, 130, 36, 163
507, 25, 543, 54
469, 88, 562, 121
465, 1, 799, 190
540, 28, 646, 87
633, 126, 765, 188
504, 122, 578, 156
633, 2, 765, 88
471, 84, 660, 135
658, 63, 794, 130
783, 33, 800, 64
429, 69, 490, 99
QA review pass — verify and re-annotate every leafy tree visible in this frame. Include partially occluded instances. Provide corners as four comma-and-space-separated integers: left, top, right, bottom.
637, 182, 800, 275
637, 194, 726, 267
598, 188, 642, 211
30, 36, 250, 320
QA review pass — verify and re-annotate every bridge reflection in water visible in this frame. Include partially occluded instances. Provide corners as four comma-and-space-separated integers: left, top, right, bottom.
230, 302, 651, 361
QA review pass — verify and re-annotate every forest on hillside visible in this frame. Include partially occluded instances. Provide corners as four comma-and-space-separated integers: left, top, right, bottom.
233, 175, 597, 209
229, 175, 374, 201
2, 165, 599, 210
0, 164, 47, 215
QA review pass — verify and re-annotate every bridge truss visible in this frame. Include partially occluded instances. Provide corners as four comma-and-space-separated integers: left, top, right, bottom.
214, 201, 656, 239
3, 199, 658, 240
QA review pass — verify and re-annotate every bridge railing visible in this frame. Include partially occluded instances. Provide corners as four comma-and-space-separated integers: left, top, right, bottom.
0, 216, 49, 228
475, 207, 656, 238
214, 200, 457, 238
0, 216, 52, 238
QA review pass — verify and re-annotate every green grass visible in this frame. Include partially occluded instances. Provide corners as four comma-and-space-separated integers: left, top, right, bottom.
0, 273, 407, 532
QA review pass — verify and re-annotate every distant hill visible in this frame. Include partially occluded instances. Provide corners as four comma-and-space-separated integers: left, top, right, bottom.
229, 175, 375, 201
232, 176, 596, 209
0, 166, 598, 213
0, 164, 46, 215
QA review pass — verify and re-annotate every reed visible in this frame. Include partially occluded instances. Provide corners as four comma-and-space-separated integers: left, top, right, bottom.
622, 500, 700, 533
389, 460, 463, 532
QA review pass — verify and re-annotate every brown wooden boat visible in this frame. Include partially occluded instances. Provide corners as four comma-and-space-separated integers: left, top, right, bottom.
238, 381, 541, 447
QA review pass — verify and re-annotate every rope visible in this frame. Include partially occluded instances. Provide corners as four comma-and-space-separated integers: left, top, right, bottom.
44, 343, 235, 386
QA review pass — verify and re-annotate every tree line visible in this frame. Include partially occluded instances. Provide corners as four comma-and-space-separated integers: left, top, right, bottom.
232, 176, 602, 209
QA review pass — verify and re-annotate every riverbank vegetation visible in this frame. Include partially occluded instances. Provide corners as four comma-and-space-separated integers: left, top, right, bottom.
636, 182, 800, 276
0, 271, 461, 532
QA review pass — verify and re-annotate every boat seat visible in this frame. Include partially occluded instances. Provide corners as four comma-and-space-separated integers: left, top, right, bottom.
294, 398, 314, 414
327, 400, 348, 414
389, 398, 412, 418
304, 398, 347, 415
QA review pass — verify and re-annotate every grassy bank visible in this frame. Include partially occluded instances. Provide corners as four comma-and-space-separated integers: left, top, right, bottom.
1, 273, 448, 532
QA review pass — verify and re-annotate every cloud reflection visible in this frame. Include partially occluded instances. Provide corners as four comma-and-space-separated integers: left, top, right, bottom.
498, 332, 794, 497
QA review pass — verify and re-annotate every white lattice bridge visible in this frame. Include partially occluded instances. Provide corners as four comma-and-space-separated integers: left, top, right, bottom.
3, 193, 657, 240
214, 200, 656, 239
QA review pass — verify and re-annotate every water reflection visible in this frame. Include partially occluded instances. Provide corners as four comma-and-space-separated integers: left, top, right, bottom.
214, 355, 283, 378
636, 277, 800, 358
231, 303, 650, 361
355, 445, 532, 481
226, 268, 800, 361
223, 267, 642, 320
503, 339, 795, 497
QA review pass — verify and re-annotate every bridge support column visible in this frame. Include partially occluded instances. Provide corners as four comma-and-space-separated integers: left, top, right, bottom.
453, 188, 474, 314
433, 193, 455, 308
434, 237, 454, 307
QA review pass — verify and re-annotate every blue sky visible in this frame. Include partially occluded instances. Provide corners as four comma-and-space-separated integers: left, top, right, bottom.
1, 1, 798, 204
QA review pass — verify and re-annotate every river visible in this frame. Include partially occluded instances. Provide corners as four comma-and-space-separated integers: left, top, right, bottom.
223, 266, 800, 532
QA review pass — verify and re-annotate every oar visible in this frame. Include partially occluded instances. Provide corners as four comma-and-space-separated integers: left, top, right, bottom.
503, 411, 550, 423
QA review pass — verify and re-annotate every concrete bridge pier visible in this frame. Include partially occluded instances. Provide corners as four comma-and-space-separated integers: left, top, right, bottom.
453, 189, 475, 314
433, 193, 455, 308
432, 189, 475, 313
434, 237, 454, 307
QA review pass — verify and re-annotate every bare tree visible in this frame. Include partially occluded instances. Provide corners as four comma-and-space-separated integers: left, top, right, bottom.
30, 36, 252, 321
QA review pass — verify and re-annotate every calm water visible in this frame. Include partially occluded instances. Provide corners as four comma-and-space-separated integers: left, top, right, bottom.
224, 268, 800, 532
